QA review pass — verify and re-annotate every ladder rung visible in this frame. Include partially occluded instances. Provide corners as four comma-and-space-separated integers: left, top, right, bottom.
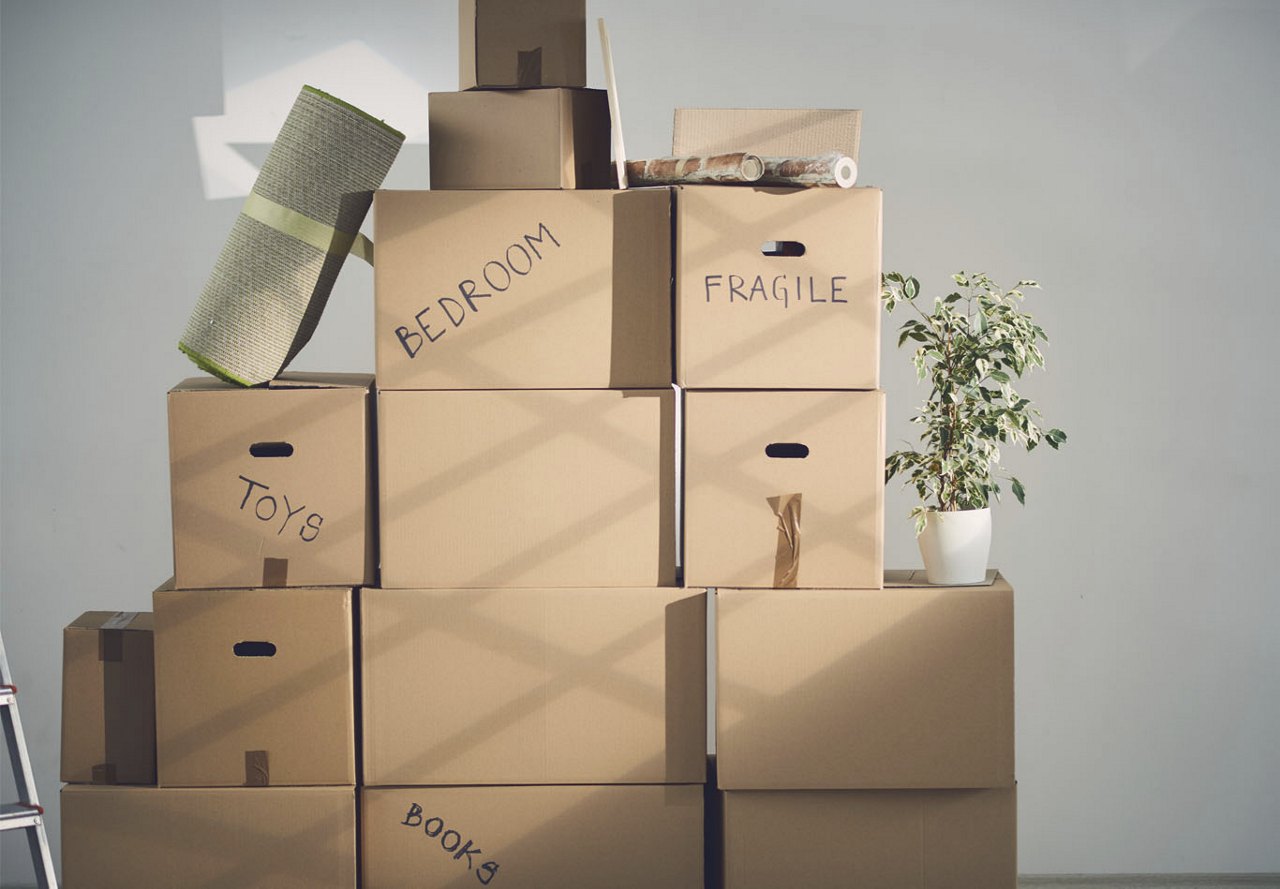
0, 803, 45, 832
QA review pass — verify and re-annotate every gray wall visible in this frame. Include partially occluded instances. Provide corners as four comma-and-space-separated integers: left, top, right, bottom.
3, 0, 1278, 883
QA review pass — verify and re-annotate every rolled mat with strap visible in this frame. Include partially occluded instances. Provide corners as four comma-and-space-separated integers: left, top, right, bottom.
179, 85, 404, 386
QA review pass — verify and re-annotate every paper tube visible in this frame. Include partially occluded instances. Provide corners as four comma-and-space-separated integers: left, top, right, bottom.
180, 86, 404, 386
624, 153, 764, 186
757, 152, 857, 188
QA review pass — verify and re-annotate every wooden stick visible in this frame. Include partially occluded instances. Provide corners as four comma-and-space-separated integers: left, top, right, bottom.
757, 152, 858, 188
624, 152, 765, 186
598, 19, 628, 189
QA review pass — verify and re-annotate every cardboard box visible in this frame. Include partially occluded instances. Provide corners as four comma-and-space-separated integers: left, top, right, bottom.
61, 784, 356, 889
374, 189, 671, 390
684, 390, 884, 590
167, 373, 375, 590
673, 107, 862, 161
429, 89, 609, 189
153, 584, 356, 787
716, 575, 1014, 789
460, 0, 586, 89
61, 611, 155, 785
379, 389, 676, 588
362, 587, 706, 786
362, 784, 703, 889
720, 787, 1016, 889
675, 186, 881, 389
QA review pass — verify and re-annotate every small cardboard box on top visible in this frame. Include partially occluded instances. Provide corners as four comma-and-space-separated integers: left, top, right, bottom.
429, 89, 610, 189
167, 373, 374, 591
719, 787, 1016, 889
684, 389, 884, 590
460, 0, 586, 90
61, 785, 357, 889
375, 188, 670, 389
379, 389, 676, 589
362, 785, 703, 889
61, 611, 155, 785
715, 573, 1014, 790
361, 587, 706, 786
153, 583, 356, 787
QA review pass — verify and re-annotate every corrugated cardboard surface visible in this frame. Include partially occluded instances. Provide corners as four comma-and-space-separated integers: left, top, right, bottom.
460, 0, 586, 89
675, 186, 881, 389
362, 785, 703, 889
153, 585, 356, 786
167, 373, 375, 590
429, 89, 608, 188
721, 787, 1016, 889
684, 390, 884, 589
60, 784, 357, 889
374, 189, 671, 390
60, 611, 155, 785
716, 579, 1014, 789
673, 107, 862, 160
379, 389, 676, 588
362, 588, 706, 786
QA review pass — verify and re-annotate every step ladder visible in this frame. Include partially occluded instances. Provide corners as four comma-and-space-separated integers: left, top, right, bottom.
1, 630, 59, 888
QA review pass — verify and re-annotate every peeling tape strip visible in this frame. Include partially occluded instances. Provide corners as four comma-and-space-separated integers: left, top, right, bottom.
100, 611, 138, 631
262, 558, 289, 588
517, 46, 543, 86
767, 493, 802, 588
98, 630, 124, 662
245, 750, 270, 786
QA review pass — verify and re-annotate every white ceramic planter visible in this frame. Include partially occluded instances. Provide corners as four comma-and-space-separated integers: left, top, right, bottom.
917, 507, 992, 585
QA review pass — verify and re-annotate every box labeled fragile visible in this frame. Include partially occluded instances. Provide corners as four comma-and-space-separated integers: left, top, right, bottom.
167, 373, 374, 590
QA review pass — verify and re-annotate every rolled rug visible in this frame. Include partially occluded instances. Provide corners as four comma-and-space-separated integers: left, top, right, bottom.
180, 85, 404, 386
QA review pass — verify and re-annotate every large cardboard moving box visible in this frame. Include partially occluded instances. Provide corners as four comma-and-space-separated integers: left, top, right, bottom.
379, 389, 676, 588
429, 89, 610, 189
167, 373, 375, 590
716, 576, 1014, 790
362, 785, 703, 889
676, 186, 881, 390
61, 784, 357, 889
375, 188, 671, 389
362, 587, 706, 786
684, 390, 884, 590
154, 585, 356, 787
720, 787, 1016, 889
460, 0, 586, 89
61, 611, 155, 785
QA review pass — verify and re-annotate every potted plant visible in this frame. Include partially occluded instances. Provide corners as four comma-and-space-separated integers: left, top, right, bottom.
882, 271, 1066, 584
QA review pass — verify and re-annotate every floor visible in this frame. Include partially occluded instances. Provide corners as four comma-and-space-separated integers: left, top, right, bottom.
1021, 878, 1280, 888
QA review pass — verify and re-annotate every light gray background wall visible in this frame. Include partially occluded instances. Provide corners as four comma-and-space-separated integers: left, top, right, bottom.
2, 0, 1278, 883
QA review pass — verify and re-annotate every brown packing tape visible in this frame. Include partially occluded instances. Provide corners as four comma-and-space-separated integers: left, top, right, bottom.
245, 750, 270, 786
517, 46, 543, 86
98, 629, 124, 662
262, 558, 289, 587
767, 493, 802, 588
91, 763, 117, 785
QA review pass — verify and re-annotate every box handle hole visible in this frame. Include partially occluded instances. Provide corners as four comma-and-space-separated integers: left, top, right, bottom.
761, 240, 806, 257
249, 442, 294, 458
233, 641, 277, 658
765, 443, 810, 458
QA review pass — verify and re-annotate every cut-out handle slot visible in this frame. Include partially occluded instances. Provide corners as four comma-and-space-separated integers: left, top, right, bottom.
761, 240, 806, 257
249, 442, 294, 458
765, 443, 810, 459
233, 641, 277, 658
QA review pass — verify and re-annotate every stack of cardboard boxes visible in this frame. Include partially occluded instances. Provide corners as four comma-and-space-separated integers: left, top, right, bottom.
56, 2, 1017, 886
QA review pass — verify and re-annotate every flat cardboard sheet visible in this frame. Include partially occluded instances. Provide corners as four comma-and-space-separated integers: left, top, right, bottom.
61, 611, 155, 785
60, 784, 357, 889
673, 107, 862, 161
716, 578, 1014, 789
460, 0, 586, 89
167, 373, 375, 590
721, 787, 1016, 889
675, 186, 881, 389
153, 585, 356, 787
374, 189, 671, 390
362, 785, 703, 889
429, 89, 609, 188
379, 389, 676, 588
361, 587, 706, 786
684, 390, 884, 589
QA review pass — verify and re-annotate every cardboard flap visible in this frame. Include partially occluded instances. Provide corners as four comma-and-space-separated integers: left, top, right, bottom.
673, 108, 861, 161
169, 372, 372, 394
67, 611, 153, 632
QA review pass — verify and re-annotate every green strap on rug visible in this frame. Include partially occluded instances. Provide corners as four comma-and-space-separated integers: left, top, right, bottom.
179, 85, 404, 386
